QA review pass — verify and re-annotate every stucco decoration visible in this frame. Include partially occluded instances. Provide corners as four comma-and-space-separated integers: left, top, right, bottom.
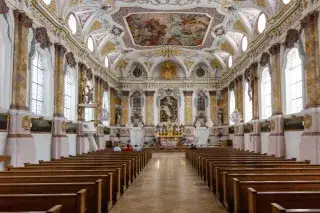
35, 27, 52, 49
0, 0, 9, 14
283, 29, 299, 49
259, 52, 270, 67
65, 52, 77, 68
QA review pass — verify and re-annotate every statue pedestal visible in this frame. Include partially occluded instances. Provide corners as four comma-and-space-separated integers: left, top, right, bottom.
129, 127, 144, 147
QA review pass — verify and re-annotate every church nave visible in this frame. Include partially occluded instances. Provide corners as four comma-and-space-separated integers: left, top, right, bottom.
109, 153, 226, 213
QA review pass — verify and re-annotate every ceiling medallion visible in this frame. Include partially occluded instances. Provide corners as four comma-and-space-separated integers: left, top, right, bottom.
110, 26, 123, 36
214, 26, 225, 36
155, 47, 182, 58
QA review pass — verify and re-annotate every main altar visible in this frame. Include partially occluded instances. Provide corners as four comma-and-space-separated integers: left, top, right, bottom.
155, 121, 185, 147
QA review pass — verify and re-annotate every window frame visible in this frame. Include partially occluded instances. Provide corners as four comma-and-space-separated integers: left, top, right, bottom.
260, 66, 272, 119
257, 13, 267, 34
282, 47, 305, 115
67, 14, 77, 35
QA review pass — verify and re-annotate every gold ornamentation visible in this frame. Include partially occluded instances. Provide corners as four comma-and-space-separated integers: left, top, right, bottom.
101, 41, 116, 55
220, 41, 234, 55
270, 120, 276, 131
21, 116, 31, 130
160, 61, 178, 80
90, 21, 102, 33
154, 47, 182, 58
61, 121, 68, 131
116, 59, 128, 70
184, 60, 194, 71
303, 114, 312, 129
233, 20, 247, 34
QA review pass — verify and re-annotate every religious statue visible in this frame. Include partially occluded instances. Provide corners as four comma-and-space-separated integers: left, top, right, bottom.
115, 105, 122, 126
160, 61, 177, 80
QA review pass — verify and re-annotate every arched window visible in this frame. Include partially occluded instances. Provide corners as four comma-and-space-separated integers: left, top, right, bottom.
102, 91, 109, 126
229, 90, 236, 124
261, 67, 272, 119
197, 97, 206, 111
241, 36, 248, 52
228, 55, 233, 68
87, 37, 94, 52
31, 51, 44, 115
43, 0, 51, 5
244, 81, 252, 122
257, 13, 267, 33
284, 48, 303, 114
68, 14, 77, 35
104, 56, 109, 68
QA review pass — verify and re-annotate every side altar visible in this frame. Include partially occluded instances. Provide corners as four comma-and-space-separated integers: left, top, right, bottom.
155, 122, 185, 147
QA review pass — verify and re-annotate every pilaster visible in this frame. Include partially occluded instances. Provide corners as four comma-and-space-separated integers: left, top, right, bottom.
183, 91, 193, 125
209, 91, 216, 123
121, 91, 129, 126
5, 11, 36, 166
269, 43, 282, 115
299, 12, 320, 163
145, 91, 155, 126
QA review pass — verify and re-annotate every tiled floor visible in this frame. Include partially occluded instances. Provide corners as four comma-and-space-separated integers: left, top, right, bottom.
109, 152, 227, 213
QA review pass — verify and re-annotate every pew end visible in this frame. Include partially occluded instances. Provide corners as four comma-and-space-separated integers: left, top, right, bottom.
272, 203, 320, 213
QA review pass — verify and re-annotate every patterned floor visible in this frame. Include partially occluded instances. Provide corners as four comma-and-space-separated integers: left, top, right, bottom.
109, 152, 227, 213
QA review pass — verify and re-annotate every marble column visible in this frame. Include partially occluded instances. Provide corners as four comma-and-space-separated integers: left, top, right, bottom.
300, 12, 320, 163
121, 91, 129, 126
110, 87, 121, 126
183, 91, 193, 125
248, 63, 261, 153
76, 62, 87, 154
209, 91, 217, 123
235, 75, 244, 119
5, 11, 36, 166
268, 43, 285, 157
145, 91, 155, 126
51, 43, 68, 159
94, 76, 102, 122
221, 87, 229, 125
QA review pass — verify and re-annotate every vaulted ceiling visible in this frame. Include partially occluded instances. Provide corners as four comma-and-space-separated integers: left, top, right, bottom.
42, 0, 279, 79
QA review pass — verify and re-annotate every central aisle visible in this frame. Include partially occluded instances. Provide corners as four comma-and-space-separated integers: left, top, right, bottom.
109, 152, 227, 213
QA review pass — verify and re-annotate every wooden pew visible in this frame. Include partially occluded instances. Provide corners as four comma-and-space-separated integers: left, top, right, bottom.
248, 189, 320, 213
220, 167, 320, 206
233, 180, 320, 213
271, 203, 320, 213
0, 175, 113, 211
8, 165, 123, 197
0, 181, 101, 213
0, 205, 62, 213
0, 189, 86, 213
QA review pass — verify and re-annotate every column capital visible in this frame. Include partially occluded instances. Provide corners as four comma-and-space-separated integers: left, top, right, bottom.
301, 11, 319, 29
269, 43, 281, 55
78, 62, 87, 72
183, 91, 193, 96
35, 27, 52, 49
209, 91, 216, 96
54, 43, 66, 57
259, 52, 270, 67
65, 52, 76, 68
283, 29, 299, 49
145, 91, 155, 96
13, 10, 32, 28
0, 0, 9, 14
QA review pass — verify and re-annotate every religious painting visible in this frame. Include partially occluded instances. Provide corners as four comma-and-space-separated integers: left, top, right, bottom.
160, 96, 178, 123
125, 13, 211, 46
160, 61, 178, 80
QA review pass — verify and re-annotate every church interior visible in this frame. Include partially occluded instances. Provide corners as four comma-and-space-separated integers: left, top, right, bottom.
1, 0, 320, 212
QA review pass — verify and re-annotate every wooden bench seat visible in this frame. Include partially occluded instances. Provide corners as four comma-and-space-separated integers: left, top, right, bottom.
271, 203, 320, 213
248, 189, 320, 213
0, 190, 86, 213
0, 181, 101, 213
210, 163, 312, 192
0, 205, 62, 213
0, 175, 113, 210
9, 165, 124, 195
233, 180, 320, 213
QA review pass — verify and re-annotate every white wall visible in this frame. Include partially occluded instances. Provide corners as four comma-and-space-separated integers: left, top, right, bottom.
284, 131, 302, 160
244, 133, 250, 151
33, 134, 52, 162
0, 132, 7, 171
261, 132, 269, 154
68, 134, 77, 156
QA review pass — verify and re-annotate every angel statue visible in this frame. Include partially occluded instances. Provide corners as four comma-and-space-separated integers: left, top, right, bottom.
115, 105, 122, 126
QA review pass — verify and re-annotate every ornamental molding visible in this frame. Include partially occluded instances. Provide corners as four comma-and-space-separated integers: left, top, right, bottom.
27, 1, 119, 88
120, 82, 219, 90
219, 1, 304, 89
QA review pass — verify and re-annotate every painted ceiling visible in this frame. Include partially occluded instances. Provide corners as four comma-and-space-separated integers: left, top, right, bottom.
43, 0, 276, 78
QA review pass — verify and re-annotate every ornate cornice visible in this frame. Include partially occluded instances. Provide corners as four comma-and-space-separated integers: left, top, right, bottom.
13, 10, 32, 28
219, 0, 303, 88
121, 82, 218, 91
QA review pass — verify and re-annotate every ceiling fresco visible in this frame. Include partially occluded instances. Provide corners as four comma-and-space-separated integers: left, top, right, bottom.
125, 13, 212, 47
40, 0, 275, 78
